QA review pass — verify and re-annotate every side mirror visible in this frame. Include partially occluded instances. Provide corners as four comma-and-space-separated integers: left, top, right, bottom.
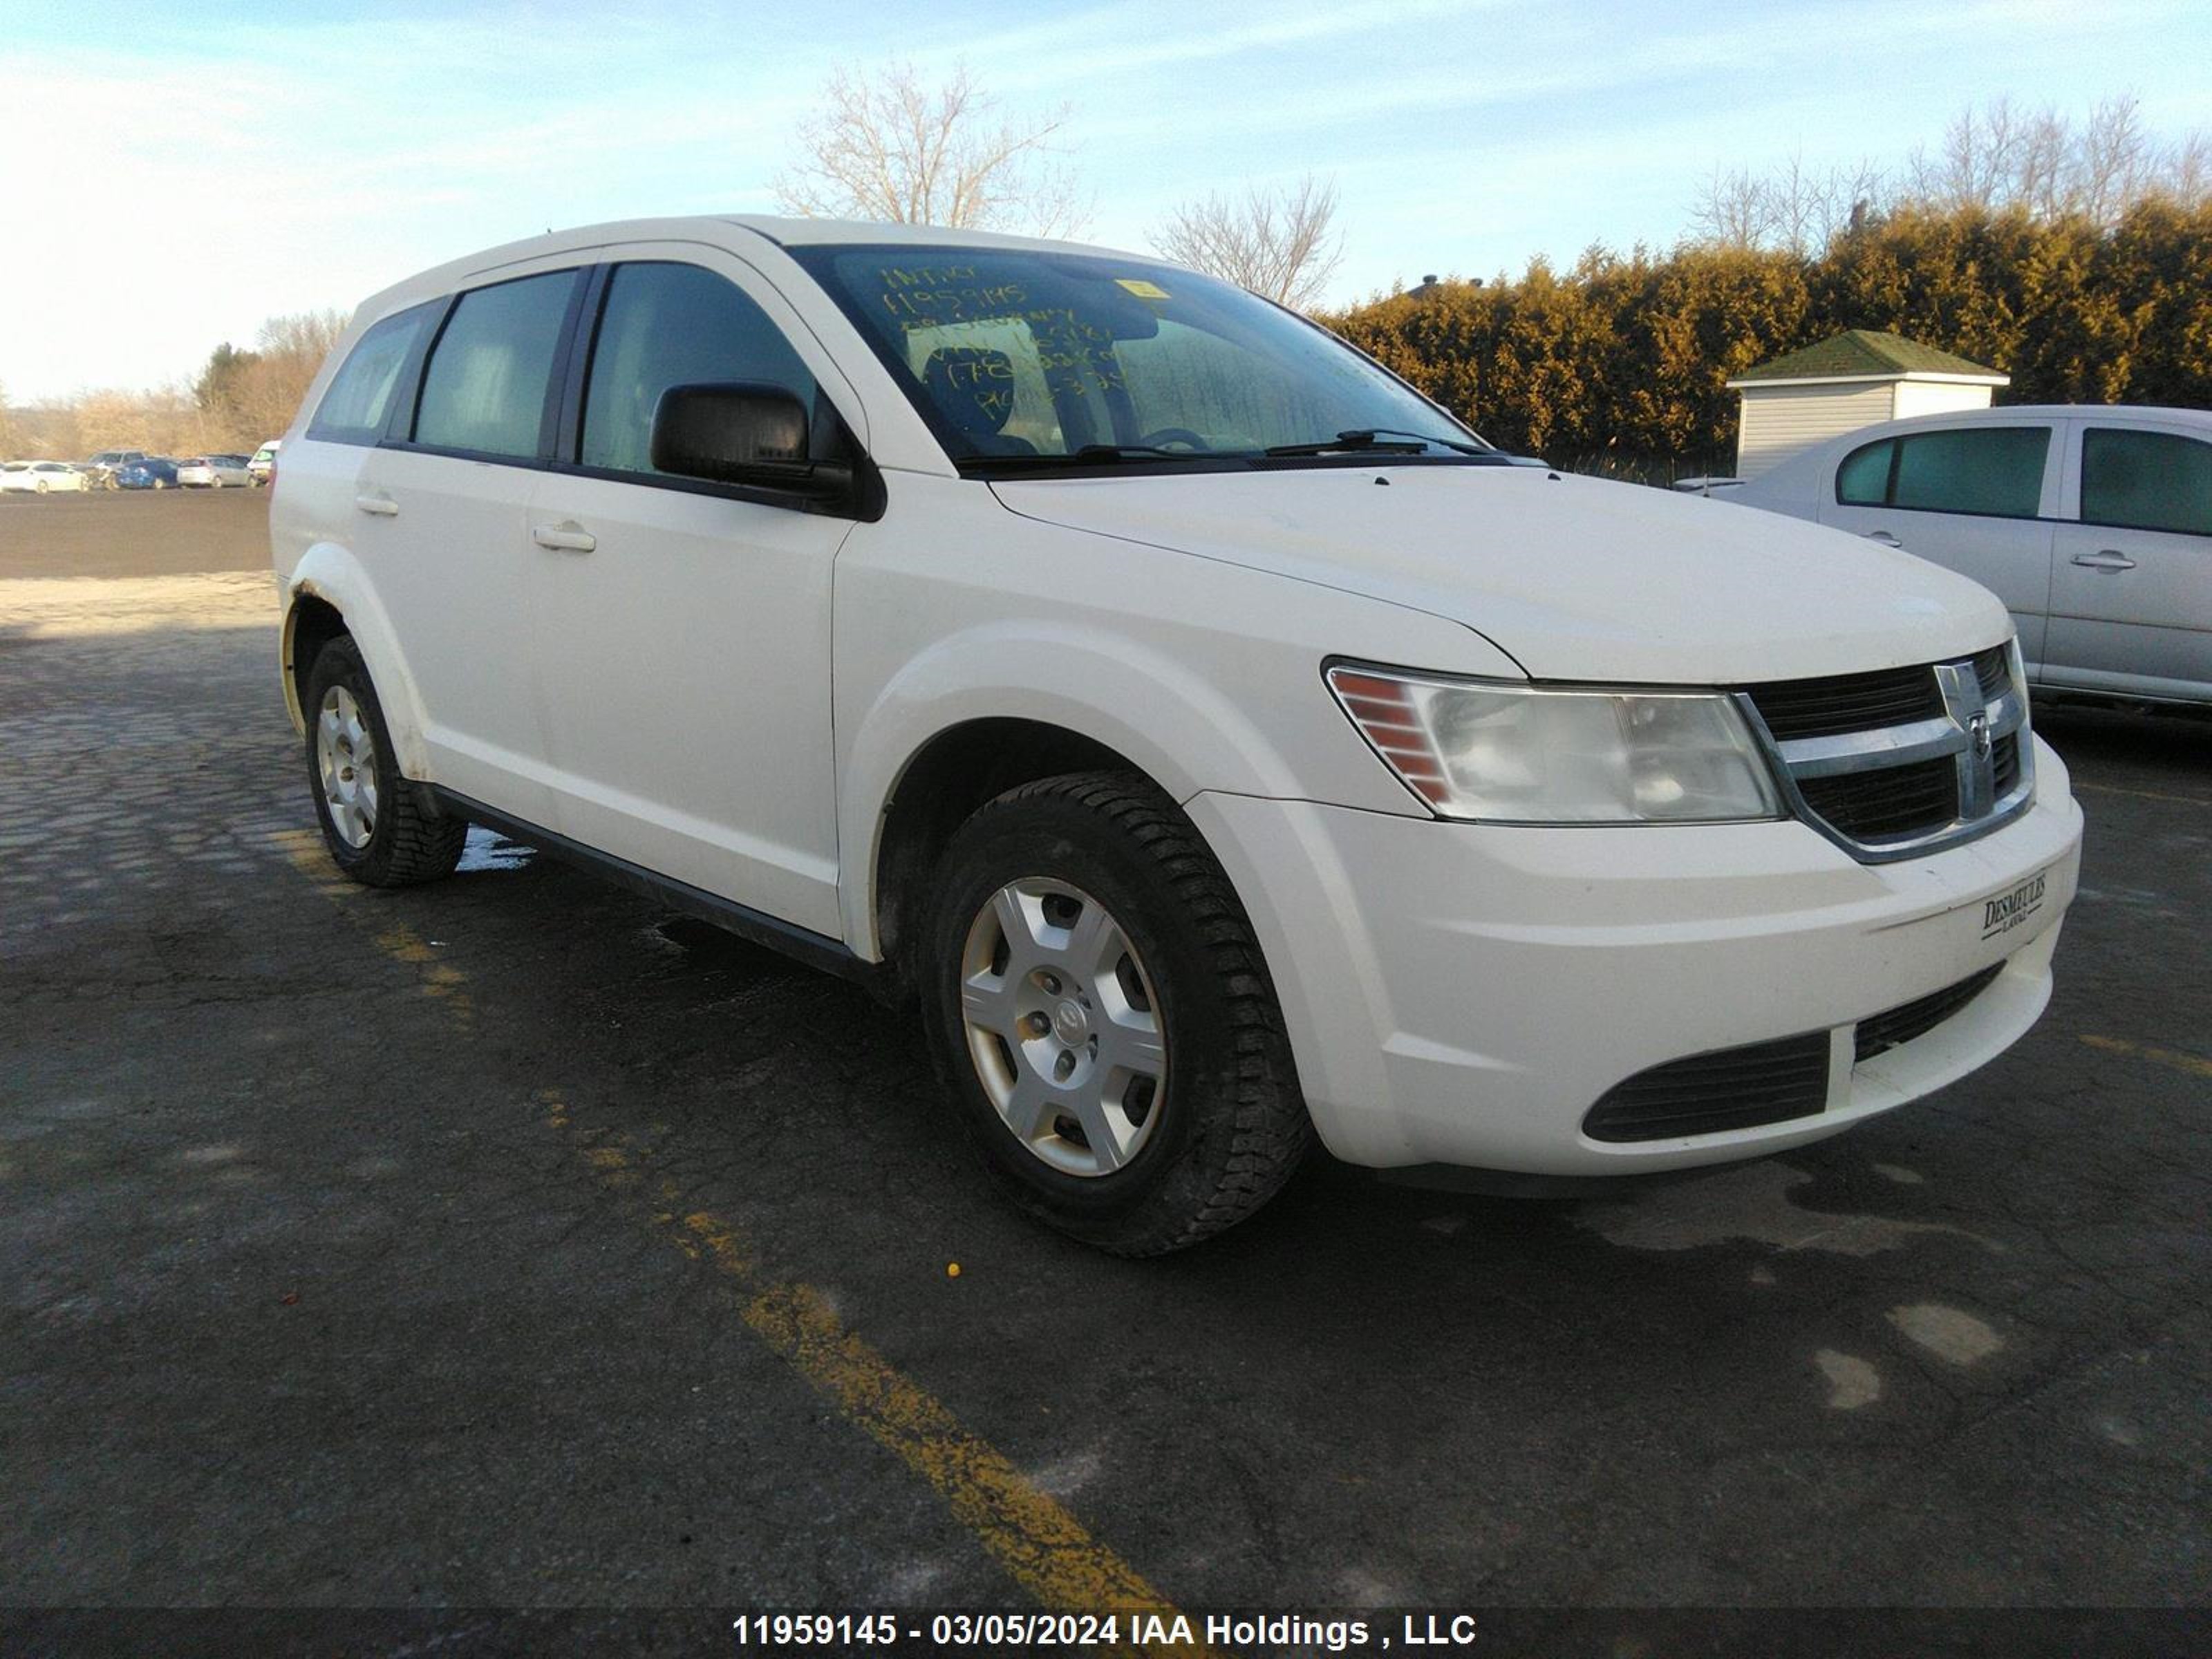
649, 382, 853, 501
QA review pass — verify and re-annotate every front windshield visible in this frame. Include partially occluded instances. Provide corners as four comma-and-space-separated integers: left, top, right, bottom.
792, 245, 1480, 468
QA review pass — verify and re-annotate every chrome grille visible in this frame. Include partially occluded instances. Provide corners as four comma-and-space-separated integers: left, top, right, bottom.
1738, 644, 2036, 862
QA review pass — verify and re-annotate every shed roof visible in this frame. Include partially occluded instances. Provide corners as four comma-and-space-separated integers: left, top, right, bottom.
1727, 330, 2007, 387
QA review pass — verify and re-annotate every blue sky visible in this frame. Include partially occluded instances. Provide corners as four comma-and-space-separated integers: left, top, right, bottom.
5, 0, 2209, 402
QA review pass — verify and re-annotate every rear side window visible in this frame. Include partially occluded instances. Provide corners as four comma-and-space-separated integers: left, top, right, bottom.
308, 304, 435, 444
1836, 439, 1893, 505
413, 271, 580, 460
1835, 427, 2050, 519
2080, 428, 2212, 536
579, 262, 820, 475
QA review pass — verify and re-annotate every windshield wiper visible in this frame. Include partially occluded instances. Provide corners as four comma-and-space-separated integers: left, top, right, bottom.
1072, 443, 1216, 462
1263, 428, 1484, 458
962, 444, 1219, 469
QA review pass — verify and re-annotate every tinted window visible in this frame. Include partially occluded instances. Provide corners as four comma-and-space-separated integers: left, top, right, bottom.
579, 262, 820, 474
1837, 438, 1893, 505
1889, 427, 2049, 517
413, 271, 579, 459
310, 303, 436, 444
2081, 428, 2212, 536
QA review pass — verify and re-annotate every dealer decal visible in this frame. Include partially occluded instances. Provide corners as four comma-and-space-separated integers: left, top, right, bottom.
1981, 868, 2048, 940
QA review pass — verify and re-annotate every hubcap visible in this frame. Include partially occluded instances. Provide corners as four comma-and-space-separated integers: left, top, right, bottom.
959, 877, 1168, 1179
315, 686, 378, 850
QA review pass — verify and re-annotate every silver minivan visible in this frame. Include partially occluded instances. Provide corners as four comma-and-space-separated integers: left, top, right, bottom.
1729, 406, 2212, 708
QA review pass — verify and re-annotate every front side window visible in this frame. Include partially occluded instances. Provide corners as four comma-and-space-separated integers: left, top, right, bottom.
310, 303, 437, 445
2081, 427, 2212, 536
579, 262, 822, 475
413, 271, 579, 460
791, 245, 1479, 469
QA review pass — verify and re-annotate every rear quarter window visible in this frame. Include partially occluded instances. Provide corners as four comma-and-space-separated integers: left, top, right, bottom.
308, 303, 439, 445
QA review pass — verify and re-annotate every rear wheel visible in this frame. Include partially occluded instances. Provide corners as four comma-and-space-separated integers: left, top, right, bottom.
303, 636, 465, 886
919, 771, 1311, 1254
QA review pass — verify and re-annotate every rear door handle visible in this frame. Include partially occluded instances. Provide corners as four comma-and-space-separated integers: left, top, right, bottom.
353, 492, 398, 517
2070, 549, 2136, 572
1865, 530, 1902, 548
531, 521, 597, 554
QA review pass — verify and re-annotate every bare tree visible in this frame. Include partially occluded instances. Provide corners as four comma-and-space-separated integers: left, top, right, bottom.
1689, 155, 1890, 253
773, 60, 1089, 236
1687, 164, 1771, 249
2169, 130, 2212, 207
1153, 174, 1344, 310
1709, 95, 2210, 246
193, 310, 349, 444
2076, 95, 2154, 223
1906, 96, 2030, 211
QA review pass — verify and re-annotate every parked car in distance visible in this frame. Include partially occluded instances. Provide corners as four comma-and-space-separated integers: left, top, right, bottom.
1, 460, 93, 494
248, 440, 282, 486
1728, 406, 2212, 709
114, 457, 180, 490
82, 449, 147, 487
272, 216, 2082, 1252
178, 453, 252, 489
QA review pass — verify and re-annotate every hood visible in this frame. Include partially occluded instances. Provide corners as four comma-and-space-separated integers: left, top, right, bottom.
991, 465, 2010, 684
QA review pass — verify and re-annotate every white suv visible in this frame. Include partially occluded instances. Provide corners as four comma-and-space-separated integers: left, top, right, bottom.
272, 218, 2083, 1252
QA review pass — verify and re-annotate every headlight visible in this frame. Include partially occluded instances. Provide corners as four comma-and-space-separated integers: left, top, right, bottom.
1327, 664, 1783, 824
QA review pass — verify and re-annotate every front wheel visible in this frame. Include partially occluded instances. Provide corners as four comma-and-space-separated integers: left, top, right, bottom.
919, 772, 1311, 1254
302, 635, 466, 886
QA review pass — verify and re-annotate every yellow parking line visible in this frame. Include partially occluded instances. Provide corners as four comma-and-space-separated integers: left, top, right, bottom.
556, 1107, 1198, 1636
274, 828, 1206, 1650
2072, 781, 2211, 809
2080, 1033, 2212, 1080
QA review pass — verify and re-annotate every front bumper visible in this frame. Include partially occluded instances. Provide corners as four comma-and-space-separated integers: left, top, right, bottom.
1188, 736, 2083, 1174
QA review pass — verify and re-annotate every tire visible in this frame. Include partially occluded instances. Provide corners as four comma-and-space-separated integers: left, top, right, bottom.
919, 771, 1311, 1254
302, 635, 465, 887
33, 479, 47, 494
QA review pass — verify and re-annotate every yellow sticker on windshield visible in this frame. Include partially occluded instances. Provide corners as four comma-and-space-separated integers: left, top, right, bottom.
1115, 279, 1171, 300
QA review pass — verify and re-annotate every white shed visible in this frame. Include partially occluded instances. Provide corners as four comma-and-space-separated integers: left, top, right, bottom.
1726, 330, 2009, 478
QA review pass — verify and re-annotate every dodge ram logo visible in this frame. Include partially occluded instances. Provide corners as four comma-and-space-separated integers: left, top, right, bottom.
1934, 659, 2004, 820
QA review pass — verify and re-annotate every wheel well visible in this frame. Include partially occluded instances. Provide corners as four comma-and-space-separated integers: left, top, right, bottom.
873, 719, 1138, 982
286, 594, 348, 716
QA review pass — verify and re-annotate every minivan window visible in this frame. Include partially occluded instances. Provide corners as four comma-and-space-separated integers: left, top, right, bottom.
580, 262, 821, 475
1836, 427, 2050, 519
309, 304, 437, 445
791, 245, 1477, 467
2081, 428, 2212, 536
413, 271, 579, 460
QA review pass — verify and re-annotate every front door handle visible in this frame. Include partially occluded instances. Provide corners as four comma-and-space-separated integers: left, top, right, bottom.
2070, 549, 2137, 572
1865, 529, 1902, 548
531, 521, 597, 554
353, 492, 398, 517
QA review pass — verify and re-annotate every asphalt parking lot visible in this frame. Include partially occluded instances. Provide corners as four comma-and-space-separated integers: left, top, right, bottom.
2, 490, 2206, 1655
